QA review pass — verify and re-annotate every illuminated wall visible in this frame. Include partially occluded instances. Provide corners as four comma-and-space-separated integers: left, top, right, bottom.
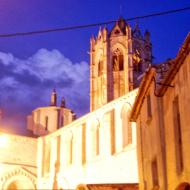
37, 89, 138, 190
27, 106, 75, 136
0, 134, 37, 190
131, 33, 190, 190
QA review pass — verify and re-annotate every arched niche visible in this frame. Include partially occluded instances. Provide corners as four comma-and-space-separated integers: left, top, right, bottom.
95, 50, 103, 77
90, 117, 101, 156
66, 130, 74, 165
120, 103, 133, 147
98, 60, 103, 76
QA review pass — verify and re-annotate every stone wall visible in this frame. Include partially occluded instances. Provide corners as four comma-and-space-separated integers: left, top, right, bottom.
37, 89, 138, 189
0, 133, 37, 190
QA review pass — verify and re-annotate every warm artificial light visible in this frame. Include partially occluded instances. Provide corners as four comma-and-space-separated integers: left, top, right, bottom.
0, 134, 9, 148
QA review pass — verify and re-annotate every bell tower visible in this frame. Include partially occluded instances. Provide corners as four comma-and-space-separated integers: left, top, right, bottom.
90, 18, 152, 111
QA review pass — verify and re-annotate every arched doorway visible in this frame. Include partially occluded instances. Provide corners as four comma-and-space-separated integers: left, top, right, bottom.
4, 177, 36, 190
7, 180, 33, 190
176, 182, 190, 190
2, 168, 36, 190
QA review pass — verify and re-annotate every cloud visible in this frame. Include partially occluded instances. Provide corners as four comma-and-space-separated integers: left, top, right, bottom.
0, 49, 89, 131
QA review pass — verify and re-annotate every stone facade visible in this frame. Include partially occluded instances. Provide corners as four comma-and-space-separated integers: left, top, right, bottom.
0, 133, 37, 190
130, 33, 190, 190
2, 18, 189, 190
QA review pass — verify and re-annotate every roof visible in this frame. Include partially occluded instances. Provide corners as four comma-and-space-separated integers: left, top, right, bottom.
84, 183, 138, 190
130, 32, 190, 121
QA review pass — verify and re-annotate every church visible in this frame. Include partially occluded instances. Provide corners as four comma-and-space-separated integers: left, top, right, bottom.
0, 17, 189, 190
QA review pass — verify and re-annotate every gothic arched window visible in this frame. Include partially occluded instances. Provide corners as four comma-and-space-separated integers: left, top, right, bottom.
98, 60, 103, 76
45, 116, 48, 130
112, 49, 124, 71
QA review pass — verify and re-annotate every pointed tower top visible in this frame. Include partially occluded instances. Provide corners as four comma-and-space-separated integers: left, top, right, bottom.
50, 89, 57, 106
110, 17, 127, 36
133, 22, 142, 39
144, 30, 151, 42
118, 17, 127, 32
97, 27, 103, 40
60, 97, 66, 108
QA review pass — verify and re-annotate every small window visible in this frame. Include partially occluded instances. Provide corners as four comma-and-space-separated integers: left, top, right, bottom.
61, 116, 64, 127
114, 29, 120, 34
82, 123, 86, 164
133, 49, 142, 72
98, 61, 103, 76
45, 116, 48, 130
173, 96, 183, 174
147, 94, 152, 120
151, 159, 159, 188
69, 138, 73, 165
96, 127, 100, 155
43, 141, 51, 175
91, 124, 100, 157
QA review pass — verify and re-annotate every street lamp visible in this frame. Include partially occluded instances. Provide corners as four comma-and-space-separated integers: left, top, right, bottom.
0, 134, 9, 148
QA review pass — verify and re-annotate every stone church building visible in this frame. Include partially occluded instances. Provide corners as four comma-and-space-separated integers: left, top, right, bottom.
0, 18, 189, 190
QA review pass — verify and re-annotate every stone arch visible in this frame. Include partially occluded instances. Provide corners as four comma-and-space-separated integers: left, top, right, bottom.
56, 175, 70, 190
121, 103, 132, 147
95, 50, 104, 77
2, 168, 36, 190
111, 44, 125, 72
111, 43, 126, 56
176, 182, 190, 190
66, 130, 74, 165
90, 117, 101, 156
112, 49, 124, 71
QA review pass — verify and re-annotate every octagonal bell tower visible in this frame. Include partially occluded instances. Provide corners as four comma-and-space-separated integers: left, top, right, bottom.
90, 18, 152, 111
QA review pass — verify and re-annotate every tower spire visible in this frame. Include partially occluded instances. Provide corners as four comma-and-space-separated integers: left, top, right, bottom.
60, 96, 66, 108
50, 89, 57, 106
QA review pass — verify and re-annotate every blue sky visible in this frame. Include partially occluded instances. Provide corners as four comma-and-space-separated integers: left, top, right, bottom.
0, 0, 189, 134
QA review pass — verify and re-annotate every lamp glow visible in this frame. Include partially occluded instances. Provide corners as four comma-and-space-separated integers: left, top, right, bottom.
0, 135, 9, 148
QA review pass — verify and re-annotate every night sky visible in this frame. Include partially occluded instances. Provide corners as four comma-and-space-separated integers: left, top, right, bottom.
0, 0, 189, 134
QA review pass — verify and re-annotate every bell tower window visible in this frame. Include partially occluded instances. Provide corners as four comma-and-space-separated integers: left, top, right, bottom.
112, 49, 124, 71
133, 48, 142, 72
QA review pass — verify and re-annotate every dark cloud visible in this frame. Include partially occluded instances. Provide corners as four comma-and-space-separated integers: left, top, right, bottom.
0, 49, 89, 131
13, 69, 41, 86
0, 61, 16, 79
